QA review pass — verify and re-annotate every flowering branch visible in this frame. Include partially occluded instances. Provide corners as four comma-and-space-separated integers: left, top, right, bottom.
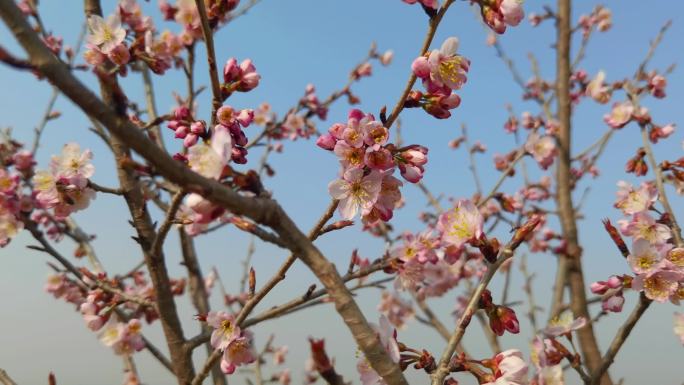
384, 0, 455, 129
194, 0, 222, 126
430, 216, 540, 385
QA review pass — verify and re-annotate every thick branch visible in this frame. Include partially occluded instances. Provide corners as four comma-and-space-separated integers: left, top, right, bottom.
554, 1, 610, 383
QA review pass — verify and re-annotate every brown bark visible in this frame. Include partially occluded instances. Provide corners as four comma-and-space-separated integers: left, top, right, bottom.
82, 2, 196, 383
555, 1, 612, 383
180, 231, 227, 385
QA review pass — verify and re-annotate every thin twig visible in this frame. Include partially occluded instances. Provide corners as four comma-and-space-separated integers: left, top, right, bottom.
588, 294, 651, 385
194, 0, 223, 127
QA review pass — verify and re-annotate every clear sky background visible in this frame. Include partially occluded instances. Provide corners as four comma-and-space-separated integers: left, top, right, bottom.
1, 0, 684, 384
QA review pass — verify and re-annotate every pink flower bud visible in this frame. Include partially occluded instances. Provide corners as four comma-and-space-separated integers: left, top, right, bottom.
402, 147, 428, 166
411, 56, 430, 78
175, 106, 191, 120
380, 50, 393, 66
183, 133, 198, 147
316, 133, 336, 151
12, 150, 34, 170
236, 109, 254, 127
174, 125, 189, 139
238, 72, 261, 92
347, 109, 364, 121
399, 163, 424, 183
328, 123, 345, 139
223, 58, 240, 82
240, 59, 256, 73
167, 120, 181, 130
190, 121, 206, 135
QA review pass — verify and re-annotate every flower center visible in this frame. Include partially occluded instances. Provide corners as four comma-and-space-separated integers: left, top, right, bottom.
438, 57, 466, 88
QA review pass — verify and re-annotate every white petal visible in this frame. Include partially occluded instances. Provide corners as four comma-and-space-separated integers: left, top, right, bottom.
338, 197, 358, 220
328, 179, 351, 200
440, 37, 459, 56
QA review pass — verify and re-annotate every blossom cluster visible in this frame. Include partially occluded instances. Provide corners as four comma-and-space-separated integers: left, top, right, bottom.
44, 270, 184, 356
0, 137, 32, 246
206, 311, 257, 374
409, 37, 469, 119
594, 180, 684, 304
33, 143, 96, 219
85, 0, 185, 75
319, 109, 428, 223
84, 1, 247, 75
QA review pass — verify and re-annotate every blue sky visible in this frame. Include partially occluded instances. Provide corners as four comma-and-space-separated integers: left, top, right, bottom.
1, 0, 684, 384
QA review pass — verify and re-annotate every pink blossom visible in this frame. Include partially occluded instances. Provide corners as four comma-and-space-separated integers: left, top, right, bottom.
364, 146, 395, 171
648, 73, 667, 98
628, 239, 669, 275
650, 123, 675, 143
620, 212, 672, 245
188, 141, 225, 180
590, 275, 622, 295
525, 133, 556, 170
207, 311, 241, 350
602, 292, 625, 313
438, 199, 483, 248
586, 70, 611, 104
422, 93, 462, 119
666, 247, 684, 270
11, 150, 35, 171
483, 349, 529, 385
316, 133, 337, 151
50, 143, 95, 184
595, 6, 613, 31
500, 0, 525, 27
632, 269, 684, 302
363, 121, 389, 146
100, 319, 145, 355
174, 0, 200, 30
108, 43, 130, 65
254, 102, 275, 126
220, 333, 257, 374
328, 169, 382, 220
80, 302, 106, 331
379, 50, 394, 66
0, 209, 22, 247
604, 101, 634, 129
87, 14, 126, 54
614, 181, 657, 215
425, 37, 469, 92
333, 141, 365, 169
544, 310, 587, 337
223, 58, 261, 92
365, 174, 403, 223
